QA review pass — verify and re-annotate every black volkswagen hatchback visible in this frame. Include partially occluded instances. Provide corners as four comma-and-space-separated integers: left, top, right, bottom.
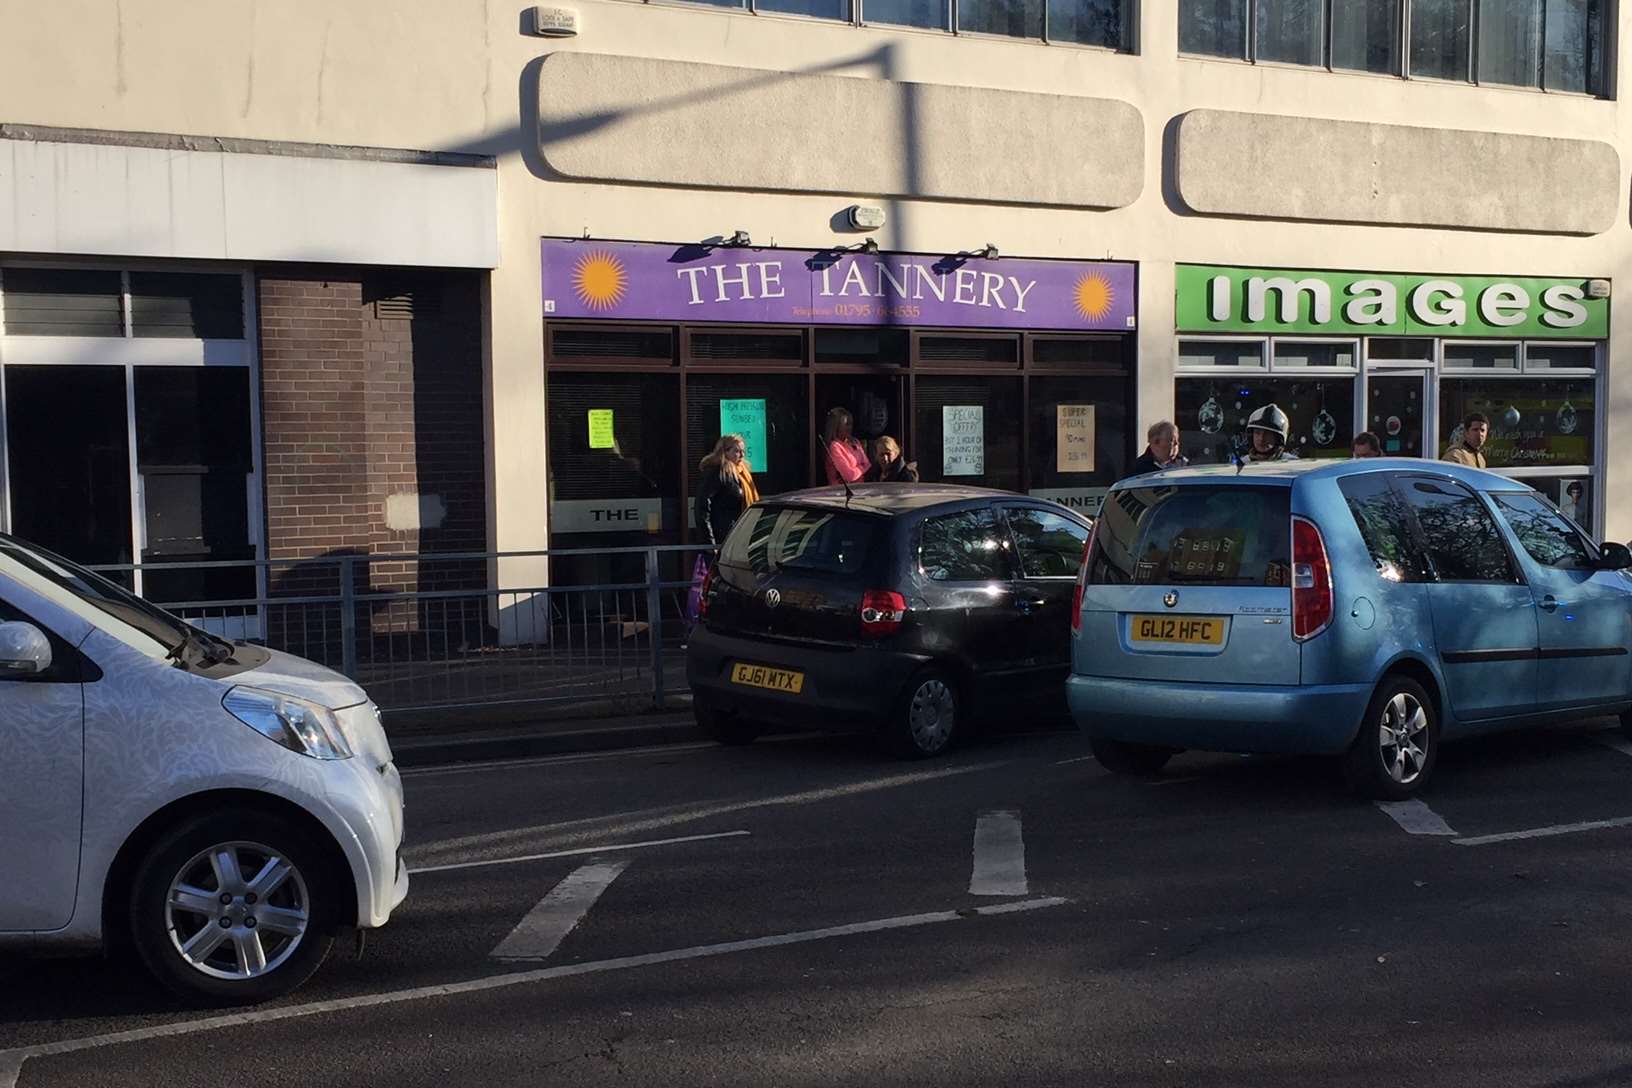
686, 484, 1093, 757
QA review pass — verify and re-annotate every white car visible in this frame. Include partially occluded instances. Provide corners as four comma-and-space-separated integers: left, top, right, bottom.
0, 532, 407, 1005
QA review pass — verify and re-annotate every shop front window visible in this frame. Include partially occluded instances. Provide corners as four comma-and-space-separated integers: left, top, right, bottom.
914, 377, 1022, 492
1438, 377, 1594, 470
1176, 377, 1356, 464
1027, 375, 1128, 505
685, 373, 810, 503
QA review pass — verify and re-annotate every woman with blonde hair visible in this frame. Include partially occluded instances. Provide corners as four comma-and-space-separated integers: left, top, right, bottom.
694, 433, 760, 546
866, 435, 919, 483
822, 406, 871, 486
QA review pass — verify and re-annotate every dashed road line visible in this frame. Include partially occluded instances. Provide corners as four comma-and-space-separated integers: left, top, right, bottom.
970, 810, 1027, 896
1146, 776, 1202, 787
490, 860, 628, 961
409, 830, 751, 875
0, 897, 1070, 1088
1052, 755, 1096, 766
1376, 799, 1459, 837
1453, 816, 1632, 847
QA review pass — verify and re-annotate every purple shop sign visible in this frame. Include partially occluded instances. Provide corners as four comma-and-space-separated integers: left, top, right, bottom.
541, 239, 1137, 332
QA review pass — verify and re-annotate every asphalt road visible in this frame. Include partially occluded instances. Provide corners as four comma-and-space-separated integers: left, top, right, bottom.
5, 717, 1632, 1087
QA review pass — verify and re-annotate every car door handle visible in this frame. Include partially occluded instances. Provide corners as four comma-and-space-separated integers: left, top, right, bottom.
1539, 595, 1560, 613
1014, 596, 1047, 612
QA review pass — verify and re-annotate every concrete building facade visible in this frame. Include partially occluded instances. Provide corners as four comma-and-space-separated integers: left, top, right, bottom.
0, 1, 1626, 618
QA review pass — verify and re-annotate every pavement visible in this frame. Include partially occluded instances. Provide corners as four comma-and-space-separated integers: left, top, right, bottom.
6, 715, 1632, 1086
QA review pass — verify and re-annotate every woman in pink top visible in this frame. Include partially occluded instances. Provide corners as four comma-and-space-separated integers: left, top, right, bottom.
822, 406, 871, 485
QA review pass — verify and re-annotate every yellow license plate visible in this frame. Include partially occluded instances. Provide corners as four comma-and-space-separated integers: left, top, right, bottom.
730, 663, 805, 694
1129, 614, 1226, 646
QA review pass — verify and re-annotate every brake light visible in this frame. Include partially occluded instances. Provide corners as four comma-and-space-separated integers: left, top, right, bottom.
860, 590, 907, 639
1070, 517, 1101, 634
1291, 516, 1333, 640
698, 564, 717, 619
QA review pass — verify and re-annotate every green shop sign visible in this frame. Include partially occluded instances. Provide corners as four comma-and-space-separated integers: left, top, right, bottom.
1176, 265, 1606, 339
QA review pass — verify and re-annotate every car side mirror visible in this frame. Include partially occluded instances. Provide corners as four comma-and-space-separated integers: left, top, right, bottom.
1597, 542, 1632, 571
0, 621, 52, 677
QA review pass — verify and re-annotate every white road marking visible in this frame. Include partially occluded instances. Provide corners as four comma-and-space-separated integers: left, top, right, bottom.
1052, 755, 1096, 766
410, 759, 1011, 867
1595, 734, 1632, 759
1376, 800, 1459, 837
0, 897, 1070, 1086
1453, 816, 1632, 847
490, 861, 628, 961
1146, 777, 1202, 787
402, 741, 726, 778
410, 830, 751, 875
969, 810, 1028, 896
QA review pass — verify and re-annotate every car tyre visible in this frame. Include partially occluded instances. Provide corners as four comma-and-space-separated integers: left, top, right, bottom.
1344, 676, 1439, 801
128, 810, 338, 1007
695, 696, 762, 746
1089, 737, 1176, 776
888, 669, 960, 759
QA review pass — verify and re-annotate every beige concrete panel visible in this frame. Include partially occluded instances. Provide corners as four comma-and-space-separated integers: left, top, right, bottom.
537, 52, 1144, 209
0, 138, 498, 267
1175, 109, 1621, 236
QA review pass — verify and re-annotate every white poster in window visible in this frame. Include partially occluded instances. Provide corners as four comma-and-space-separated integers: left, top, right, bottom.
942, 405, 985, 476
1056, 404, 1096, 473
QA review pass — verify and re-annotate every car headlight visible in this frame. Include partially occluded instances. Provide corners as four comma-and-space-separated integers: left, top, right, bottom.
224, 686, 353, 760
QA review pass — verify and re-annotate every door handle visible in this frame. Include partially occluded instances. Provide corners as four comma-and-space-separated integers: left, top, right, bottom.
1014, 597, 1047, 612
1539, 595, 1560, 613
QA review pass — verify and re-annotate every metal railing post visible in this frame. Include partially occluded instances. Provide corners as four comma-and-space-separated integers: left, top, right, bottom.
340, 556, 359, 679
645, 547, 664, 710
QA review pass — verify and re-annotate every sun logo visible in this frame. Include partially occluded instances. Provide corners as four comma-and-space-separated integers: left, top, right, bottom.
1074, 273, 1115, 322
573, 251, 627, 311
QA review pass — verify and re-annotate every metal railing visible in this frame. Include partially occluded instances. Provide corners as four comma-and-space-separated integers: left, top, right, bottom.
88, 545, 716, 723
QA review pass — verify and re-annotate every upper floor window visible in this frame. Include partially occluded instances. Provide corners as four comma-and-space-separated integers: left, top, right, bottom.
660, 0, 1133, 48
1181, 0, 1607, 95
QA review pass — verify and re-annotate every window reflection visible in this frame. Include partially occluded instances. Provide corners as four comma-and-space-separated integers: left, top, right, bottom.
1399, 479, 1516, 583
1492, 493, 1593, 570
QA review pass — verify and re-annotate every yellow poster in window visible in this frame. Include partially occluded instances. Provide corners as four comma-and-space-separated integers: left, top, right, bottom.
588, 409, 615, 449
1056, 404, 1095, 473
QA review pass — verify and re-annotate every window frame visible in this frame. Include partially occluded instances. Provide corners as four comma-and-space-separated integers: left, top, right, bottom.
1488, 488, 1599, 570
999, 502, 1092, 581
1440, 338, 1521, 372
1177, 0, 1609, 96
1392, 471, 1525, 585
642, 0, 1140, 49
915, 505, 1018, 583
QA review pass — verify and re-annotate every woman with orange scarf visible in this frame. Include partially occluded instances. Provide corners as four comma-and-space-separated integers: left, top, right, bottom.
694, 433, 761, 547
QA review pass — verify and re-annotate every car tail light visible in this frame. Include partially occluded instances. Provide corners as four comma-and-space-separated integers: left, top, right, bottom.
698, 564, 717, 619
1070, 517, 1101, 635
1292, 516, 1333, 640
860, 590, 907, 639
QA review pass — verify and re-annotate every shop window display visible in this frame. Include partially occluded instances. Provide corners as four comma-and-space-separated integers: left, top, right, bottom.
1176, 378, 1356, 464
1438, 378, 1594, 470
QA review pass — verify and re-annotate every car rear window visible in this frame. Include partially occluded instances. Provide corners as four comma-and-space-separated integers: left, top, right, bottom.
720, 506, 882, 576
1088, 485, 1291, 587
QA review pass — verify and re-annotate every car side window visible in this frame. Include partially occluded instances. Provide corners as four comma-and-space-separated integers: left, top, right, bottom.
1491, 492, 1595, 571
1337, 474, 1433, 583
919, 508, 1012, 582
1005, 508, 1090, 579
1397, 477, 1520, 584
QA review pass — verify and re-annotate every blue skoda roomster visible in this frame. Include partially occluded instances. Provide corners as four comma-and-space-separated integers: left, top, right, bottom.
1067, 459, 1632, 799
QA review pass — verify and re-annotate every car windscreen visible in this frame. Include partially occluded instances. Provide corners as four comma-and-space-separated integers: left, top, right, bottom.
1088, 485, 1292, 587
720, 506, 883, 577
0, 535, 185, 657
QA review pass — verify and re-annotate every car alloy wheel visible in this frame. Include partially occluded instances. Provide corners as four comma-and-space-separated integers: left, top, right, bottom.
907, 677, 956, 755
1378, 692, 1429, 786
165, 840, 311, 981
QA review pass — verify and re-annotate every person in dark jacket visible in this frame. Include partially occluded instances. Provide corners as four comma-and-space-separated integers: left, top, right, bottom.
1128, 419, 1187, 477
694, 433, 760, 546
865, 435, 919, 483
